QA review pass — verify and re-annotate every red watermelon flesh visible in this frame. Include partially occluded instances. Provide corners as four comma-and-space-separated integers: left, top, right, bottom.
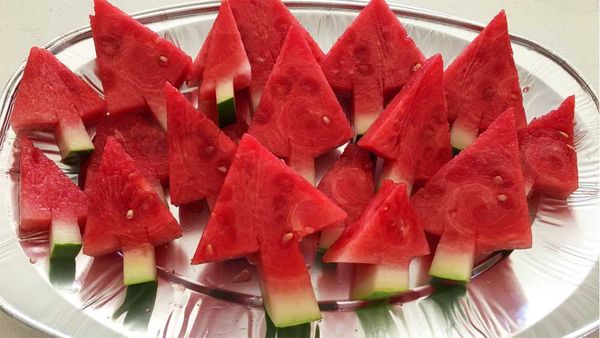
446, 11, 525, 150
317, 144, 375, 249
248, 26, 353, 184
320, 0, 425, 135
83, 137, 181, 256
228, 0, 325, 109
358, 55, 450, 189
411, 109, 531, 254
192, 134, 347, 264
19, 137, 87, 232
519, 96, 578, 199
165, 83, 237, 206
90, 0, 192, 129
82, 112, 169, 190
10, 47, 105, 132
323, 180, 429, 265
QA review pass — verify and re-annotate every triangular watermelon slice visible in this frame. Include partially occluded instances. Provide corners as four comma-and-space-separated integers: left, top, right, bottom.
195, 0, 251, 129
165, 83, 237, 206
411, 109, 531, 281
90, 0, 192, 129
19, 137, 88, 259
519, 96, 578, 198
317, 144, 375, 250
358, 55, 450, 192
320, 0, 425, 136
83, 137, 181, 257
193, 134, 346, 327
446, 11, 525, 151
323, 181, 429, 299
228, 0, 325, 109
11, 47, 104, 161
248, 26, 353, 184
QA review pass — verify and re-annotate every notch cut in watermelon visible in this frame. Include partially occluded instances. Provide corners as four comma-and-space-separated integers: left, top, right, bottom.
320, 0, 425, 136
90, 0, 192, 129
445, 11, 525, 152
165, 83, 237, 206
358, 55, 450, 191
519, 96, 578, 199
11, 48, 103, 161
412, 109, 531, 281
83, 137, 181, 257
193, 134, 346, 327
19, 137, 87, 258
228, 0, 324, 109
323, 181, 429, 300
317, 144, 375, 250
248, 26, 353, 184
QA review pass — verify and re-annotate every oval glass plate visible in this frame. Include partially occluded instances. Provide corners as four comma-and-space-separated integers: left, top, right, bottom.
0, 1, 598, 337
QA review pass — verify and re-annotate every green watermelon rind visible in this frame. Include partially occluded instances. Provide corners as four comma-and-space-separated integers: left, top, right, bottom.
50, 217, 82, 260
260, 280, 322, 328
216, 80, 237, 128
429, 247, 474, 282
55, 119, 95, 163
449, 119, 477, 151
351, 264, 409, 301
123, 244, 157, 286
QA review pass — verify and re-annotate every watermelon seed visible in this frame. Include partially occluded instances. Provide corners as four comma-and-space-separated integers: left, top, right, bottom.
305, 227, 315, 234
497, 194, 507, 202
29, 257, 36, 264
232, 269, 252, 283
204, 146, 215, 155
567, 144, 575, 150
494, 176, 503, 184
523, 86, 530, 93
383, 206, 389, 211
159, 55, 169, 64
206, 244, 214, 256
412, 63, 422, 72
281, 232, 294, 245
559, 131, 569, 138
126, 209, 134, 219
217, 166, 228, 173
331, 69, 340, 74
510, 93, 518, 100
322, 116, 331, 124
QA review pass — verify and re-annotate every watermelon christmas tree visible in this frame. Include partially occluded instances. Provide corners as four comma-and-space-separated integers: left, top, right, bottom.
19, 137, 88, 259
190, 0, 251, 129
165, 83, 237, 207
446, 10, 525, 152
320, 0, 425, 137
10, 47, 105, 162
412, 109, 531, 282
358, 55, 451, 192
519, 96, 578, 198
90, 0, 192, 129
193, 134, 347, 327
248, 26, 353, 184
323, 181, 430, 300
227, 0, 324, 109
83, 137, 182, 286
317, 144, 375, 250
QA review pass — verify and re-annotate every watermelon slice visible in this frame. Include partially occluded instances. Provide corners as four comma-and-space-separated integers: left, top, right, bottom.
323, 181, 429, 299
446, 11, 525, 151
83, 137, 181, 257
165, 83, 237, 206
90, 0, 192, 129
193, 134, 346, 327
320, 0, 425, 136
190, 0, 251, 129
248, 26, 353, 184
317, 144, 375, 250
358, 55, 450, 191
228, 0, 325, 109
10, 47, 104, 161
519, 96, 578, 198
81, 112, 169, 199
411, 109, 531, 281
19, 137, 87, 258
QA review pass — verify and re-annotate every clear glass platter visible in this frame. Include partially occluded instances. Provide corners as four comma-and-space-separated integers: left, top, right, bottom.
0, 1, 598, 337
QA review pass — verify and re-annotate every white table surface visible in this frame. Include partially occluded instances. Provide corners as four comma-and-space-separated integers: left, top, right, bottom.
0, 1, 598, 337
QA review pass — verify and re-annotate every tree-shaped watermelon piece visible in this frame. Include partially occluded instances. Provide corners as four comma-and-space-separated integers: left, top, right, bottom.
227, 0, 325, 110
84, 137, 182, 285
248, 26, 353, 184
317, 144, 375, 250
11, 47, 105, 162
358, 55, 451, 192
323, 181, 429, 300
192, 134, 347, 327
19, 137, 88, 259
165, 83, 237, 207
320, 0, 425, 136
519, 96, 578, 199
412, 109, 531, 282
446, 11, 525, 152
90, 0, 192, 130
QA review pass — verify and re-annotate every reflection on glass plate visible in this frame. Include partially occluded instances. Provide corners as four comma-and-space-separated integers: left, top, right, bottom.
0, 1, 598, 337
